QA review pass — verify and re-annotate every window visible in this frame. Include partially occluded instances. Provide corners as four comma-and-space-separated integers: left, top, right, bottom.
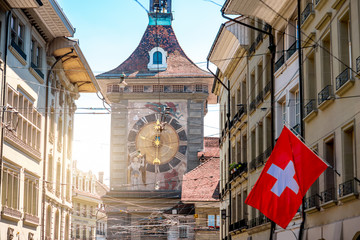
281, 101, 287, 126
24, 174, 39, 216
179, 220, 187, 238
77, 203, 80, 216
56, 161, 61, 197
321, 34, 331, 87
207, 215, 220, 228
153, 51, 162, 64
324, 138, 335, 198
1, 162, 20, 210
6, 87, 41, 151
295, 91, 300, 125
133, 85, 144, 93
339, 12, 350, 73
31, 39, 42, 68
83, 205, 87, 217
148, 47, 167, 71
11, 15, 25, 51
173, 85, 184, 93
153, 85, 164, 92
343, 125, 354, 181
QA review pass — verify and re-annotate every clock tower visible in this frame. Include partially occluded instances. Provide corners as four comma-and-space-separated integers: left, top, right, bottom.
96, 1, 214, 239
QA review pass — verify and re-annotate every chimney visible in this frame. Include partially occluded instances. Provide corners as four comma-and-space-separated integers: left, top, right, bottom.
98, 172, 104, 184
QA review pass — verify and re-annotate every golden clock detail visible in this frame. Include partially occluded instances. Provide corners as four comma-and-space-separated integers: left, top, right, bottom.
136, 120, 179, 165
128, 113, 187, 173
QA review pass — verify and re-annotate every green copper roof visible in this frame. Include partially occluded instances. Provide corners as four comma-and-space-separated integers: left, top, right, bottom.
148, 13, 172, 26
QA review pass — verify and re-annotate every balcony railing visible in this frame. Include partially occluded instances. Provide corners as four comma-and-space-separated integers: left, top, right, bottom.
264, 81, 271, 95
357, 56, 360, 73
287, 41, 297, 60
249, 100, 256, 112
255, 153, 264, 168
248, 215, 270, 228
249, 42, 256, 56
304, 194, 321, 209
230, 219, 248, 232
250, 158, 256, 171
339, 179, 357, 197
292, 124, 301, 135
301, 3, 314, 25
256, 90, 264, 106
304, 99, 316, 117
275, 55, 285, 72
264, 146, 272, 159
229, 162, 248, 181
321, 187, 336, 203
238, 104, 246, 118
336, 68, 350, 90
318, 85, 332, 105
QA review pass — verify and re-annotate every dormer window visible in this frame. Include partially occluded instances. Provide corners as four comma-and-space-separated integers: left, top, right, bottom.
148, 47, 167, 71
153, 51, 162, 64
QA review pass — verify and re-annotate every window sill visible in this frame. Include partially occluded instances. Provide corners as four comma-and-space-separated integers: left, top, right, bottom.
301, 13, 315, 29
2, 206, 21, 222
304, 206, 320, 214
24, 213, 40, 226
320, 200, 337, 209
339, 192, 359, 203
9, 44, 27, 66
29, 66, 45, 84
303, 109, 318, 122
318, 97, 334, 111
4, 129, 42, 161
335, 78, 354, 96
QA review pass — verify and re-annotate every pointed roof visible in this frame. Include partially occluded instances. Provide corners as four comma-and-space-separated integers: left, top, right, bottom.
97, 25, 211, 79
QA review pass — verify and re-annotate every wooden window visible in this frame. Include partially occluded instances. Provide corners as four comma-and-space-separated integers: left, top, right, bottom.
1, 163, 20, 209
173, 85, 184, 93
133, 85, 144, 93
24, 174, 39, 216
153, 85, 164, 92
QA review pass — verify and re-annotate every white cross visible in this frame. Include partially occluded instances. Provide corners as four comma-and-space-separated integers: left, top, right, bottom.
267, 161, 299, 197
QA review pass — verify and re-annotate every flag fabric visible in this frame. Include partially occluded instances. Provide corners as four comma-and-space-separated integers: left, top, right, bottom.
245, 126, 328, 229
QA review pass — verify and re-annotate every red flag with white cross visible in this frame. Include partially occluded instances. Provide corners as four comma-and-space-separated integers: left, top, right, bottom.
245, 126, 328, 229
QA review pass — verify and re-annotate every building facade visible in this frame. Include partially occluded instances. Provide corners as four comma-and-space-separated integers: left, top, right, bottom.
71, 164, 103, 240
0, 1, 98, 239
182, 137, 220, 240
210, 0, 360, 239
96, 0, 214, 239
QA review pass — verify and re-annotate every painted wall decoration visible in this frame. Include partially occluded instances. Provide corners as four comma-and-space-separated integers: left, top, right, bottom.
127, 101, 188, 191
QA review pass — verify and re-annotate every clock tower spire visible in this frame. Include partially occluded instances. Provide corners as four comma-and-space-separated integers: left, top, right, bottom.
149, 0, 173, 25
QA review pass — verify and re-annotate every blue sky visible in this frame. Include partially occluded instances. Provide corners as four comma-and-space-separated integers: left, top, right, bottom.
57, 0, 225, 182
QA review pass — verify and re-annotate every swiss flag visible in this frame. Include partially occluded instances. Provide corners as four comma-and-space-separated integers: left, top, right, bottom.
245, 126, 328, 229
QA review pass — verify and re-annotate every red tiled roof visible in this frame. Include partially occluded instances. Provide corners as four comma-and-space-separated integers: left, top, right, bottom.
198, 137, 220, 160
98, 25, 210, 79
181, 157, 220, 202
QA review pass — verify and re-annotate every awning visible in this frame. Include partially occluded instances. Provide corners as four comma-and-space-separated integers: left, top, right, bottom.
222, 0, 294, 25
49, 38, 99, 93
22, 0, 74, 41
208, 18, 248, 75
4, 0, 42, 8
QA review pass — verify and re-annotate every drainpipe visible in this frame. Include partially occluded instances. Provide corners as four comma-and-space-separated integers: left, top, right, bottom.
221, 11, 276, 240
0, 10, 12, 207
41, 49, 74, 240
206, 60, 231, 239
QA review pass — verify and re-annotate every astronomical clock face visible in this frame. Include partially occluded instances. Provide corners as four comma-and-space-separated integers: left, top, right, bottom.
128, 113, 187, 173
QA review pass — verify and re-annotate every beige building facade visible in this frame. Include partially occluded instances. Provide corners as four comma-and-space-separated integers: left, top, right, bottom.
210, 0, 360, 239
0, 1, 98, 240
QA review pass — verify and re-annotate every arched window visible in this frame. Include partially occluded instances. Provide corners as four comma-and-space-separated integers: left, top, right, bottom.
153, 51, 162, 64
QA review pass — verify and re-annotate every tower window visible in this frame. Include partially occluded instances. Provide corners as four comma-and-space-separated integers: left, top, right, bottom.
148, 47, 168, 71
153, 51, 162, 64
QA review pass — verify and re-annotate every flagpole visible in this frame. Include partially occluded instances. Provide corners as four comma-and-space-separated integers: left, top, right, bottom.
297, 0, 306, 239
